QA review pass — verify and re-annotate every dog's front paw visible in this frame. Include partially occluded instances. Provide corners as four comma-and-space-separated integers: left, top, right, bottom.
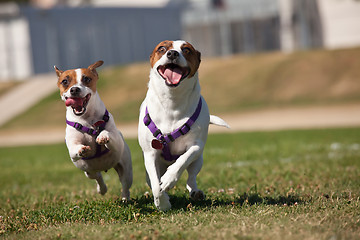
78, 145, 91, 158
159, 172, 178, 193
96, 133, 110, 145
154, 192, 171, 211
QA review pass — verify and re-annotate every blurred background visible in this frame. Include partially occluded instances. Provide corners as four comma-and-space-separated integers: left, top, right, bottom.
0, 0, 360, 145
1, 0, 360, 79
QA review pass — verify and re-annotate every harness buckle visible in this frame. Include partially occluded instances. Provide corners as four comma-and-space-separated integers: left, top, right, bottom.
74, 122, 83, 130
144, 114, 151, 126
179, 123, 191, 135
87, 128, 95, 135
103, 114, 110, 122
166, 134, 175, 142
153, 129, 162, 138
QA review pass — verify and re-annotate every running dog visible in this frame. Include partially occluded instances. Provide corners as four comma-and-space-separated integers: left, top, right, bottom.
138, 40, 229, 211
55, 60, 132, 200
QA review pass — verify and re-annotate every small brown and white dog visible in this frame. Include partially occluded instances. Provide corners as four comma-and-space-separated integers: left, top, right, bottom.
55, 61, 132, 200
138, 40, 229, 211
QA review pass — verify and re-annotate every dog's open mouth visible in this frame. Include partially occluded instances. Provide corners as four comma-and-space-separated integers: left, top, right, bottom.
65, 94, 91, 116
157, 64, 190, 87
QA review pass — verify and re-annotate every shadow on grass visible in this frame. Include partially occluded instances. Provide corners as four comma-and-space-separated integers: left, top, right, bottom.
234, 192, 303, 206
130, 191, 304, 212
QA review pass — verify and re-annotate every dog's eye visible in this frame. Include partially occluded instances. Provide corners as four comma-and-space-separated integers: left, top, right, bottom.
158, 46, 167, 53
61, 79, 69, 86
182, 47, 191, 55
82, 76, 91, 84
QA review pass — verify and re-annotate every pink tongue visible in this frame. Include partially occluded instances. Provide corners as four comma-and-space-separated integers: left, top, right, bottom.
65, 98, 84, 108
164, 67, 183, 85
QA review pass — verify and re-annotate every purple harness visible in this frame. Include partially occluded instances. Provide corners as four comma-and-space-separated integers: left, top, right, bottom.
66, 109, 110, 160
143, 98, 202, 161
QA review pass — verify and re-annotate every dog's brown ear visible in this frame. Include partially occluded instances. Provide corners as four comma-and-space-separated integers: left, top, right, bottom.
196, 50, 201, 64
54, 66, 63, 77
88, 60, 104, 72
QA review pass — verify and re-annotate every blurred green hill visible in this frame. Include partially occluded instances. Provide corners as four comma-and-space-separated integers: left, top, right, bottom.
1, 47, 360, 132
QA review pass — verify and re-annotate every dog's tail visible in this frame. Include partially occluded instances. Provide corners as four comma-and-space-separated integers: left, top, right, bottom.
209, 115, 230, 129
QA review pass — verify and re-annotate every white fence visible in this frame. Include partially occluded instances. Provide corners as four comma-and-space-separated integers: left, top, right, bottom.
0, 4, 32, 80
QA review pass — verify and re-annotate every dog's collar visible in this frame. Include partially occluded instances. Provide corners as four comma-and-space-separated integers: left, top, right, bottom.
143, 98, 202, 161
66, 109, 110, 160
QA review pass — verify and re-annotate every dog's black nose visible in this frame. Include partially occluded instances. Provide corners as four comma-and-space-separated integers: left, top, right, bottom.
167, 50, 179, 60
70, 87, 81, 96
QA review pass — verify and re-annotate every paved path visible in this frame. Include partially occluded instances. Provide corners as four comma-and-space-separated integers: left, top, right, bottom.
213, 103, 360, 132
0, 103, 359, 147
0, 74, 57, 126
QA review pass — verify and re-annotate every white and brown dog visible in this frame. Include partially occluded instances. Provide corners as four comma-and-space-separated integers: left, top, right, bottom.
138, 40, 229, 211
55, 60, 132, 200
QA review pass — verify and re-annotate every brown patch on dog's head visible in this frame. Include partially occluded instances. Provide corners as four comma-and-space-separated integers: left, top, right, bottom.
180, 42, 201, 78
150, 40, 174, 68
80, 60, 104, 93
55, 67, 77, 96
54, 60, 104, 95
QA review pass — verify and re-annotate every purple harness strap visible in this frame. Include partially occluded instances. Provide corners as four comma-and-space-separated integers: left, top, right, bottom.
144, 98, 202, 161
66, 109, 110, 160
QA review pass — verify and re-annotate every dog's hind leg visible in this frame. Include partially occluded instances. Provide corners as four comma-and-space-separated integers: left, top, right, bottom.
186, 155, 205, 201
85, 171, 107, 195
114, 162, 132, 201
114, 145, 133, 201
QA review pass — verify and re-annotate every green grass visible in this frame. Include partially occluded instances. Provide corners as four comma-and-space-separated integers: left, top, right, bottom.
1, 128, 360, 239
